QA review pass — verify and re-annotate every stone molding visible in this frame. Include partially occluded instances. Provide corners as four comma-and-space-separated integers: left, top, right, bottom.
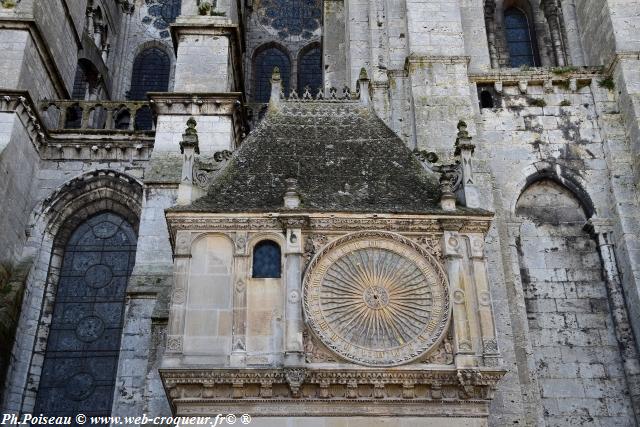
149, 92, 247, 147
468, 67, 602, 87
165, 213, 493, 241
0, 90, 156, 160
160, 367, 505, 417
0, 91, 46, 150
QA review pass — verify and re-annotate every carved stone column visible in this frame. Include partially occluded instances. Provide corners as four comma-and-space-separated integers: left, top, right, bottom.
164, 231, 192, 366
541, 0, 567, 67
281, 217, 306, 366
230, 232, 249, 367
483, 0, 498, 68
588, 219, 640, 422
441, 222, 475, 367
177, 117, 203, 205
467, 233, 500, 367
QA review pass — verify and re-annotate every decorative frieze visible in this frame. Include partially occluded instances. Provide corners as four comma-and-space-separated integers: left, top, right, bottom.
160, 367, 505, 416
166, 213, 492, 239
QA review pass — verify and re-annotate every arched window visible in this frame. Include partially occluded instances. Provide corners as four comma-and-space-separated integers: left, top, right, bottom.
253, 47, 291, 103
33, 212, 137, 419
129, 47, 170, 129
504, 7, 538, 67
67, 60, 102, 128
252, 240, 281, 278
298, 45, 322, 94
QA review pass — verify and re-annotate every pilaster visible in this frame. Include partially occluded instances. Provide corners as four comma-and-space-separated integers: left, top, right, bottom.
588, 218, 640, 423
230, 232, 249, 367
280, 216, 307, 367
441, 223, 475, 368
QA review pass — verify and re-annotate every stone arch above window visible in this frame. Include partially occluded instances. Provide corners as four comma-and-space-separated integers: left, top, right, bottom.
297, 43, 322, 94
504, 7, 538, 67
252, 240, 282, 278
253, 45, 291, 103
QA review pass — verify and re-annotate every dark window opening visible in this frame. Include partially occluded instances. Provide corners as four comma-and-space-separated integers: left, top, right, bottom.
65, 104, 83, 129
298, 46, 322, 94
252, 240, 282, 278
504, 7, 537, 67
480, 90, 495, 108
253, 47, 291, 103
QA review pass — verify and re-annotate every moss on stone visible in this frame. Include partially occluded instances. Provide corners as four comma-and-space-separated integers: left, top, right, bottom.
171, 101, 487, 215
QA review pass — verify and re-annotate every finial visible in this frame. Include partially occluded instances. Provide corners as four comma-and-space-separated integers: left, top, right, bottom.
272, 66, 281, 82
357, 68, 370, 106
180, 117, 199, 154
438, 165, 459, 212
283, 178, 301, 209
454, 120, 475, 156
270, 67, 282, 106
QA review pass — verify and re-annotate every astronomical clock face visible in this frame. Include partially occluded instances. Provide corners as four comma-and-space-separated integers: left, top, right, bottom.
303, 232, 451, 367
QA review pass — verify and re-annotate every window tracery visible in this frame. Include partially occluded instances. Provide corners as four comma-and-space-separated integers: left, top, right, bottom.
255, 0, 322, 41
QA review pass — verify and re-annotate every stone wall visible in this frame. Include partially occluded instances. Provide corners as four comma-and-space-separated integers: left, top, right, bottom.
517, 179, 635, 426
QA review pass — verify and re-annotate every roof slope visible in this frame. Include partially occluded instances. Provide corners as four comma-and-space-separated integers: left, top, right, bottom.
176, 101, 479, 215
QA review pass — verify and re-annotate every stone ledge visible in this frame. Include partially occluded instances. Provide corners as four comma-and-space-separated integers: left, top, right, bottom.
160, 367, 506, 417
469, 66, 603, 85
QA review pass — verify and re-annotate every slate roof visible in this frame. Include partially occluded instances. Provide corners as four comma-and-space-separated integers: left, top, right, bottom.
173, 100, 487, 215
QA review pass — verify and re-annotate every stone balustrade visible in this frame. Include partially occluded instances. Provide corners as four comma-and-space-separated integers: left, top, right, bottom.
40, 100, 156, 132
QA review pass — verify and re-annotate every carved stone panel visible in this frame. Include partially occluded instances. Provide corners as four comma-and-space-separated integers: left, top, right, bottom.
303, 231, 450, 367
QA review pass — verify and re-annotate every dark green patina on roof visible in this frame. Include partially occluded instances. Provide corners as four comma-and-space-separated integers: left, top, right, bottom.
173, 101, 489, 215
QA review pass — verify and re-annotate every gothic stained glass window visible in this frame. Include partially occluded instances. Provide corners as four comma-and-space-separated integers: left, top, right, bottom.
129, 47, 170, 129
504, 8, 537, 67
255, 0, 322, 41
298, 46, 322, 94
252, 240, 281, 278
33, 212, 137, 422
253, 47, 291, 103
143, 0, 182, 38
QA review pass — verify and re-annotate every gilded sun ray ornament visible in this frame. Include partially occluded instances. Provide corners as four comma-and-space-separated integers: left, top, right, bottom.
303, 231, 451, 367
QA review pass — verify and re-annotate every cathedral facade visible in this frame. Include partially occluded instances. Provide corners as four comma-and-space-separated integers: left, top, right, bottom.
0, 0, 640, 426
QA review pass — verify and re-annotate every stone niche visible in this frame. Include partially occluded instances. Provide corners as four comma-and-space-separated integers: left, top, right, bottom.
161, 213, 506, 422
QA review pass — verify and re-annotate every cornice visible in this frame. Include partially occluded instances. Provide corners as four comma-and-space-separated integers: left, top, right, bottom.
468, 66, 603, 85
164, 212, 494, 240
148, 92, 243, 116
0, 90, 46, 151
159, 366, 506, 416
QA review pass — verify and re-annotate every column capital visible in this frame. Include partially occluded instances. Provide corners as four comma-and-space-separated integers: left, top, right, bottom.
585, 217, 614, 236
